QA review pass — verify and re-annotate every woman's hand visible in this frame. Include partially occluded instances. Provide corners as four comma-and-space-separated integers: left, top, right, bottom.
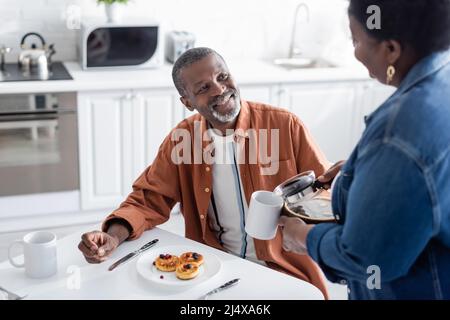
317, 160, 346, 189
279, 216, 314, 255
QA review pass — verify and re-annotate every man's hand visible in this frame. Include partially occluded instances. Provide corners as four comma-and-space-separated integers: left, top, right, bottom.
78, 231, 119, 264
317, 160, 346, 189
279, 215, 314, 255
78, 221, 131, 264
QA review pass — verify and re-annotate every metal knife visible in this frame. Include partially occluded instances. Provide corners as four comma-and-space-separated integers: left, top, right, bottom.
199, 278, 240, 300
108, 239, 159, 271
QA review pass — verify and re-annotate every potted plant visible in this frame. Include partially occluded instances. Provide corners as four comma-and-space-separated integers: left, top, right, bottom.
97, 0, 129, 23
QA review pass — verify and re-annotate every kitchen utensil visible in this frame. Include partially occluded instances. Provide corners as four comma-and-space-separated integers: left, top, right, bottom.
0, 286, 27, 300
18, 32, 55, 74
8, 231, 57, 279
108, 239, 159, 271
274, 170, 335, 224
245, 191, 284, 240
0, 45, 12, 71
198, 278, 240, 300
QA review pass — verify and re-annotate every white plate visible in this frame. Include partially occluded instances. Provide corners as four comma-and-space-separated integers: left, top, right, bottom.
136, 245, 222, 287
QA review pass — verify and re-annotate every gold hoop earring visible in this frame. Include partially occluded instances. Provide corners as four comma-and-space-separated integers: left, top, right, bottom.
386, 65, 396, 85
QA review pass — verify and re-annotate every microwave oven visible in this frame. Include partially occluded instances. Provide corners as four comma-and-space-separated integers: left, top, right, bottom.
78, 21, 163, 70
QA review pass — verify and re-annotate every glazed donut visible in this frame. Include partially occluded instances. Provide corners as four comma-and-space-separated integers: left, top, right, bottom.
179, 252, 204, 266
175, 263, 200, 280
154, 254, 180, 272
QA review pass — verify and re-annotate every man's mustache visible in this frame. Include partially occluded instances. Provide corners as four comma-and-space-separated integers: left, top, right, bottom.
208, 90, 237, 109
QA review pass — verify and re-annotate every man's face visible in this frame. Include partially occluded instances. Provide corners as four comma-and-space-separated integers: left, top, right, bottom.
180, 54, 241, 128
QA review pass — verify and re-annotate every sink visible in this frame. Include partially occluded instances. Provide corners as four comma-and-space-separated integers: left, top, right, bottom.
273, 57, 336, 69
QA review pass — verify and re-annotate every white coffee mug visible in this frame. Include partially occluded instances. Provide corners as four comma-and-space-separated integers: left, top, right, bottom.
8, 231, 57, 279
245, 190, 284, 240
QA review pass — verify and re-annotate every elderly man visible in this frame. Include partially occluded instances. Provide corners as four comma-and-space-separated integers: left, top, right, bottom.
78, 47, 331, 298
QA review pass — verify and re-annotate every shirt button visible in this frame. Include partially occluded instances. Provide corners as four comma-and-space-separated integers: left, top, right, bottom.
335, 214, 340, 221
204, 187, 210, 193
340, 279, 347, 285
205, 167, 210, 172
200, 214, 205, 219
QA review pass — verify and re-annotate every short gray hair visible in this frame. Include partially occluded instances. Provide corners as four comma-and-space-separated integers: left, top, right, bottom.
172, 47, 225, 96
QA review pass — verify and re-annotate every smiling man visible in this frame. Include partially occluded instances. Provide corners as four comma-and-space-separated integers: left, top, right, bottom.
78, 47, 331, 298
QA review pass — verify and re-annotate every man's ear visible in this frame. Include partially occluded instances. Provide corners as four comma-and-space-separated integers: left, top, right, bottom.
384, 40, 402, 65
180, 97, 195, 112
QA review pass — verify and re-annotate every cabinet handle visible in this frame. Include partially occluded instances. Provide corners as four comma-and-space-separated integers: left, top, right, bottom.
122, 92, 133, 100
278, 88, 287, 96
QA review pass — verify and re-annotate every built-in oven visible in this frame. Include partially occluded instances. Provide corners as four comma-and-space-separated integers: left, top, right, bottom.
0, 92, 78, 196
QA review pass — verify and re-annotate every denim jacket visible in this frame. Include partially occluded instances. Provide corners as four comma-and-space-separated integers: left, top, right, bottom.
307, 49, 450, 300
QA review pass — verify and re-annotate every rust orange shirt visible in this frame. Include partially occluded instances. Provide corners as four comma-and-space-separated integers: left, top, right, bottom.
102, 100, 331, 298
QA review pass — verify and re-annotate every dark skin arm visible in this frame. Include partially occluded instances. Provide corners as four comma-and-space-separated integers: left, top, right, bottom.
78, 219, 131, 264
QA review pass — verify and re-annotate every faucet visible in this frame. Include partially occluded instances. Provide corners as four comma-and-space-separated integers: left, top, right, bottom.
289, 2, 310, 59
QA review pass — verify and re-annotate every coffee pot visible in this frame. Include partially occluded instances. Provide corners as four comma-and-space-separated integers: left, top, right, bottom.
274, 170, 335, 224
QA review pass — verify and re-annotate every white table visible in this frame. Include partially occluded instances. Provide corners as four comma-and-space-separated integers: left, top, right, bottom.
0, 225, 324, 300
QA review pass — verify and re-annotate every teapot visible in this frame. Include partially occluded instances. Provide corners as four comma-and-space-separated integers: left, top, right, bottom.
18, 32, 56, 74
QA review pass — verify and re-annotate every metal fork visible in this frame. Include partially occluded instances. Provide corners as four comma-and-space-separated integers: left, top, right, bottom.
0, 286, 27, 300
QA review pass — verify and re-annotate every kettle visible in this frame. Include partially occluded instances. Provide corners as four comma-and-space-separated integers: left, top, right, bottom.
274, 170, 336, 224
18, 32, 56, 75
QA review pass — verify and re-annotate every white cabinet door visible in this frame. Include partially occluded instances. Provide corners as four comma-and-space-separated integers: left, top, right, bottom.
239, 84, 277, 105
279, 83, 357, 163
362, 82, 396, 116
133, 89, 177, 176
78, 91, 133, 210
78, 89, 178, 210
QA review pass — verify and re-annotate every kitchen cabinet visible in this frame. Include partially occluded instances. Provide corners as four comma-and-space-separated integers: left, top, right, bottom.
239, 84, 278, 105
277, 82, 358, 163
78, 89, 178, 210
275, 81, 395, 163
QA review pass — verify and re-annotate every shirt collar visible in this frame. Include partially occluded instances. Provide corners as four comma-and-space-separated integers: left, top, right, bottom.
365, 48, 450, 124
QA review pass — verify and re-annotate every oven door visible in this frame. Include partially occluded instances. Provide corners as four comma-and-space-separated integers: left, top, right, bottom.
0, 92, 79, 196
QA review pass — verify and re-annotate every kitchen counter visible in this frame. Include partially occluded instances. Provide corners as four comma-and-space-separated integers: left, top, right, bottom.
0, 60, 371, 95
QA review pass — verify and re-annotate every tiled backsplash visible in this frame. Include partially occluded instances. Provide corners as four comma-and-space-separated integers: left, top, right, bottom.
0, 0, 354, 65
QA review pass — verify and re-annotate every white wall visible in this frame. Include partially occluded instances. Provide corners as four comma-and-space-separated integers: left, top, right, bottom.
0, 0, 356, 66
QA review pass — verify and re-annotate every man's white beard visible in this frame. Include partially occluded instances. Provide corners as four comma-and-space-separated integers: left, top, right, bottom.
210, 96, 241, 123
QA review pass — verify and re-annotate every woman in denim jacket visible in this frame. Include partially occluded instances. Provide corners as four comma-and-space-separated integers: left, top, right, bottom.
280, 0, 450, 299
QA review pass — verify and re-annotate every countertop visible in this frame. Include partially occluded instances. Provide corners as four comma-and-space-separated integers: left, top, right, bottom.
0, 59, 371, 95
